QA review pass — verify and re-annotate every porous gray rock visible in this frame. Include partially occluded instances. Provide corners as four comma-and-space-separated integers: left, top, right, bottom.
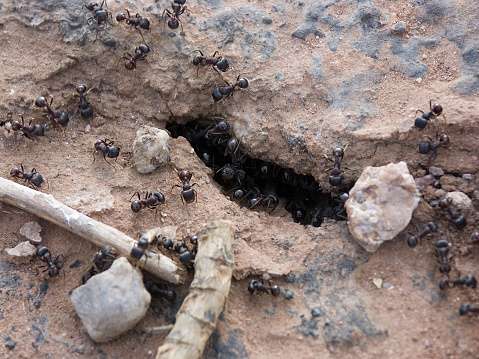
132, 125, 171, 174
70, 257, 151, 343
345, 161, 420, 252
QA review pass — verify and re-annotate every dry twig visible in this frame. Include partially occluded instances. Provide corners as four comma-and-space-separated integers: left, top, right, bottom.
156, 220, 235, 359
0, 177, 186, 284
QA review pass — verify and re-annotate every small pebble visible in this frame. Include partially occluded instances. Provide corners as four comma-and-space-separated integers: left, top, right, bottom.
285, 273, 296, 283
429, 166, 444, 177
5, 241, 37, 257
5, 341, 16, 350
19, 221, 42, 243
462, 173, 473, 180
262, 16, 272, 24
311, 307, 321, 317
392, 21, 406, 34
416, 77, 422, 84
284, 289, 294, 300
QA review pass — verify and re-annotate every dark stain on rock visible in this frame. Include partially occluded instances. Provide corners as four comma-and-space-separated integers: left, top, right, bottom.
205, 328, 249, 359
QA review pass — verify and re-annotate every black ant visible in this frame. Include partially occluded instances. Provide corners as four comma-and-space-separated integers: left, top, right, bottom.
414, 100, 445, 130
116, 9, 150, 31
459, 303, 479, 315
76, 85, 93, 119
35, 96, 69, 127
285, 200, 308, 224
130, 191, 166, 213
118, 43, 150, 70
93, 139, 120, 165
204, 120, 230, 145
81, 0, 112, 27
212, 75, 249, 102
144, 279, 176, 302
10, 164, 44, 188
435, 239, 451, 273
191, 50, 229, 75
437, 198, 467, 230
36, 246, 63, 277
2, 113, 45, 139
418, 133, 450, 158
328, 147, 344, 186
130, 233, 160, 264
248, 280, 281, 296
173, 170, 198, 204
407, 221, 438, 248
162, 0, 190, 31
174, 235, 197, 267
82, 246, 117, 284
439, 275, 476, 290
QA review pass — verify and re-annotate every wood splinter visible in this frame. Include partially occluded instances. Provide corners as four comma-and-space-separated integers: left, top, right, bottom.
0, 177, 186, 284
156, 220, 235, 359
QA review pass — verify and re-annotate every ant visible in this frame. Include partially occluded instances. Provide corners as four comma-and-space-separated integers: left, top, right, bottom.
82, 245, 118, 284
173, 170, 198, 204
3, 113, 45, 139
116, 9, 150, 31
144, 279, 176, 302
36, 246, 63, 277
93, 139, 120, 165
10, 164, 44, 188
81, 0, 112, 27
174, 235, 197, 267
130, 233, 160, 265
203, 120, 230, 145
130, 191, 166, 213
328, 147, 344, 186
439, 275, 476, 290
407, 221, 438, 248
437, 198, 467, 230
286, 200, 307, 224
118, 43, 150, 71
248, 280, 281, 296
213, 75, 249, 102
459, 303, 479, 315
76, 85, 93, 119
163, 0, 190, 31
418, 133, 450, 158
435, 239, 451, 273
191, 50, 229, 76
414, 100, 445, 130
35, 96, 69, 127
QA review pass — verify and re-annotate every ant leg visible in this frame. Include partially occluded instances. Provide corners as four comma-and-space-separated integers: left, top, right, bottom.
415, 109, 425, 117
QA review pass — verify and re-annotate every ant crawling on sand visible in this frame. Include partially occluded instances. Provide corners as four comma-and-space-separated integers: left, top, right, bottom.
2, 113, 45, 139
93, 138, 120, 165
248, 279, 281, 296
191, 50, 229, 75
437, 198, 467, 230
76, 85, 94, 119
414, 100, 446, 130
82, 246, 117, 283
144, 279, 177, 302
35, 96, 69, 127
459, 303, 479, 315
439, 275, 476, 290
81, 0, 112, 27
327, 147, 345, 186
407, 221, 438, 248
173, 169, 198, 204
163, 0, 190, 31
36, 246, 63, 278
118, 43, 150, 70
212, 75, 249, 102
10, 164, 44, 188
116, 9, 150, 31
435, 239, 451, 273
418, 133, 450, 158
130, 191, 166, 213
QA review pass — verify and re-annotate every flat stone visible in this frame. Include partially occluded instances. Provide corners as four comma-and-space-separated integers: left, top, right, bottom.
392, 21, 407, 34
345, 161, 420, 252
70, 257, 151, 343
19, 221, 42, 243
132, 125, 171, 174
5, 241, 36, 257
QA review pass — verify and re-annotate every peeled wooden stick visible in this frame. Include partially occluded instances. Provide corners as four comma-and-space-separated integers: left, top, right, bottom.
0, 177, 185, 284
156, 220, 235, 359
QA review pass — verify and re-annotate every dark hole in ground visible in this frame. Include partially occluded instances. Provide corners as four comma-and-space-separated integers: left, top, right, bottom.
166, 119, 353, 227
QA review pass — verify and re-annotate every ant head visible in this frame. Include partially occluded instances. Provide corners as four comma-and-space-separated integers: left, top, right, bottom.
94, 139, 107, 152
116, 12, 126, 21
138, 44, 150, 54
11, 120, 22, 131
10, 166, 22, 177
270, 285, 281, 296
438, 198, 451, 209
77, 84, 87, 93
407, 236, 418, 248
192, 54, 202, 66
189, 235, 198, 245
162, 237, 174, 249
168, 18, 179, 29
166, 290, 177, 303
125, 60, 135, 70
431, 103, 443, 116
233, 189, 245, 200
35, 96, 47, 107
237, 77, 249, 89
216, 58, 229, 72
178, 170, 192, 181
36, 246, 49, 257
247, 280, 257, 294
49, 266, 60, 277
332, 146, 344, 158
86, 2, 98, 10
215, 121, 229, 132
439, 134, 450, 146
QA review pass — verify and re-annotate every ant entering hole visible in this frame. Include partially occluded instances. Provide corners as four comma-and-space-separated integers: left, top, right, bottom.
166, 119, 354, 226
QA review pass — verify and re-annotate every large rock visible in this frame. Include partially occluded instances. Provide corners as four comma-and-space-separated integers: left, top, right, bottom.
345, 161, 420, 252
132, 125, 171, 174
70, 257, 151, 343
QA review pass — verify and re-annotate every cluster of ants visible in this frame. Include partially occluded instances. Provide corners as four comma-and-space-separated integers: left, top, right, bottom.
167, 119, 350, 227
409, 101, 478, 316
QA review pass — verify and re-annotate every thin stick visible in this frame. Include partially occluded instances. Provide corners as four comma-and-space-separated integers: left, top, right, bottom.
156, 220, 235, 359
0, 177, 186, 284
